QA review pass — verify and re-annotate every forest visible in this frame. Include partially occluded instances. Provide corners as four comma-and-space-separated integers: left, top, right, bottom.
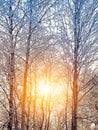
0, 0, 98, 130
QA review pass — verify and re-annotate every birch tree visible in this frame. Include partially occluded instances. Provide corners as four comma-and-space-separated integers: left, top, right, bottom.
51, 0, 98, 129
0, 0, 24, 129
61, 1, 98, 130
20, 0, 57, 129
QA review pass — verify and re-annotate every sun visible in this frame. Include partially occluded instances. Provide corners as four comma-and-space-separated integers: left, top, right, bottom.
37, 80, 51, 97
40, 85, 50, 96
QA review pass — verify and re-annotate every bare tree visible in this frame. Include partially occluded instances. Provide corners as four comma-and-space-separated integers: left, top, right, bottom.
20, 1, 56, 129
57, 0, 98, 130
0, 0, 24, 129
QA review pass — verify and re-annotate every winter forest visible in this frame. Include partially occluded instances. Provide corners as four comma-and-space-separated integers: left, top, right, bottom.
0, 0, 98, 130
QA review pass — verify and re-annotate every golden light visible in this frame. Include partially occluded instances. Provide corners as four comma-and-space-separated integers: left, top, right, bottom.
37, 80, 51, 97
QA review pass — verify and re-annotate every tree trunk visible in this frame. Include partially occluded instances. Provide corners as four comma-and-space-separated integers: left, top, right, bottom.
71, 1, 80, 130
21, 20, 32, 130
8, 1, 15, 129
65, 86, 68, 130
27, 99, 31, 130
71, 66, 78, 130
71, 41, 78, 130
32, 66, 37, 130
40, 98, 44, 130
21, 1, 32, 129
8, 52, 15, 130
46, 97, 51, 130
21, 50, 29, 130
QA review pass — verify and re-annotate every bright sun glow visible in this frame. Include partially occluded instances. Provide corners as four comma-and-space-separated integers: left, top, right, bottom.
37, 81, 51, 97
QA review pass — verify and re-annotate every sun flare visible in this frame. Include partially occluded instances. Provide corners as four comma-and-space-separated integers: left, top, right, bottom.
37, 81, 51, 97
